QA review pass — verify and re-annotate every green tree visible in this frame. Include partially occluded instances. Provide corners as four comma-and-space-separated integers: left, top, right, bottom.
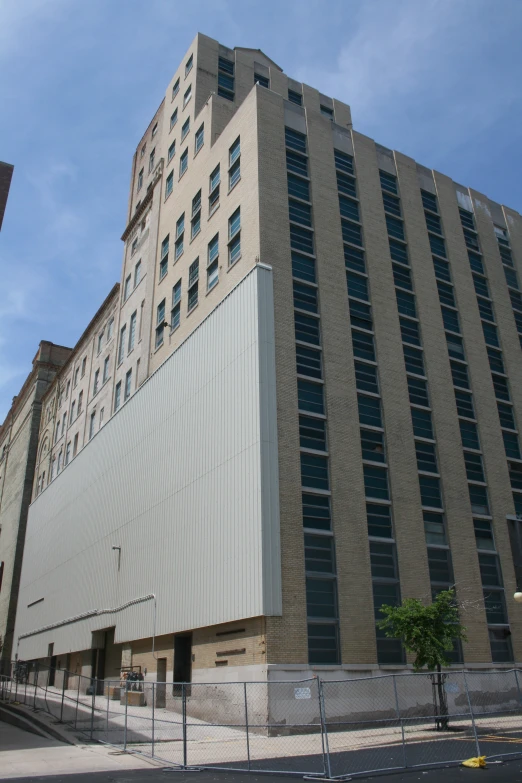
377, 589, 467, 731
377, 589, 466, 671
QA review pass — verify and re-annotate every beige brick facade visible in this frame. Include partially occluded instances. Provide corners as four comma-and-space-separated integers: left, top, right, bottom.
11, 33, 522, 682
33, 285, 120, 496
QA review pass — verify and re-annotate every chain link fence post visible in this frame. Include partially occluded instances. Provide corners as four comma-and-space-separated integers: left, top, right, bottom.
151, 682, 155, 758
182, 683, 187, 768
462, 670, 481, 758
74, 675, 80, 729
392, 674, 407, 770
243, 681, 251, 771
515, 669, 522, 708
90, 678, 96, 740
33, 663, 39, 710
59, 671, 65, 723
106, 681, 110, 745
317, 676, 332, 779
124, 681, 128, 751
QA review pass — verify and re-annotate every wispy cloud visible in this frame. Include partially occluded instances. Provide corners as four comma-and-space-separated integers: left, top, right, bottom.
295, 0, 521, 164
0, 0, 66, 59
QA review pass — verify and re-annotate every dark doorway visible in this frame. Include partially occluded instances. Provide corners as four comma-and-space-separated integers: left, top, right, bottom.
173, 634, 192, 696
48, 643, 56, 687
48, 656, 57, 687
91, 644, 106, 695
156, 657, 167, 708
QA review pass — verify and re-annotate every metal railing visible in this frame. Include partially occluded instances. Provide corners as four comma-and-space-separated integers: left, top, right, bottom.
2, 664, 522, 778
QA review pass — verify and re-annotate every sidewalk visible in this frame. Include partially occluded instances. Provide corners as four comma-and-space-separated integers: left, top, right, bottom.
3, 677, 522, 777
0, 720, 163, 780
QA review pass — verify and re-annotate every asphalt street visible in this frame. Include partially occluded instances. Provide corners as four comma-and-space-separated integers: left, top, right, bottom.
3, 759, 522, 783
3, 716, 522, 783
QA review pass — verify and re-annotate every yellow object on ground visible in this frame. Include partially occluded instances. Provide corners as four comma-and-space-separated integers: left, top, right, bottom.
461, 756, 487, 768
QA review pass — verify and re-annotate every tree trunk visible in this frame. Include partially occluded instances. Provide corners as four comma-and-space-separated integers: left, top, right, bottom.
435, 664, 449, 731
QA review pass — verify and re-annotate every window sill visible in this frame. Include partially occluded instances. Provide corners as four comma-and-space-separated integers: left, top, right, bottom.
169, 324, 180, 336
179, 169, 187, 182
183, 97, 192, 110
190, 228, 201, 243
300, 486, 331, 496
132, 276, 145, 295
206, 280, 220, 296
227, 255, 242, 271
174, 250, 184, 263
153, 342, 164, 354
208, 203, 220, 220
164, 191, 173, 203
228, 177, 241, 195
91, 376, 112, 401
187, 302, 199, 317
158, 273, 168, 285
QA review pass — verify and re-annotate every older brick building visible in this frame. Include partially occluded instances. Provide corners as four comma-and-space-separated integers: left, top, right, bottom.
11, 33, 522, 685
0, 342, 71, 672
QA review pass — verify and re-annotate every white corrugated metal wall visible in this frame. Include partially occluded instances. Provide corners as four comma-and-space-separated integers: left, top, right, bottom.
15, 265, 281, 660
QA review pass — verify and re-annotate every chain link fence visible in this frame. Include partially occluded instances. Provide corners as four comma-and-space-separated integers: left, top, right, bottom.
3, 664, 522, 778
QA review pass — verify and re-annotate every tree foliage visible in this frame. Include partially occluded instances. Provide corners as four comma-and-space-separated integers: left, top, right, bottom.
377, 589, 467, 671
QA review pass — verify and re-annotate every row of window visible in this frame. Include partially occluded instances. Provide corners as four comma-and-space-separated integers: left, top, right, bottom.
383, 174, 463, 657
287, 125, 341, 666
165, 123, 205, 198
424, 190, 512, 661
215, 53, 335, 121
494, 226, 522, 348
137, 69, 193, 197
155, 206, 241, 351
160, 137, 240, 287
54, 316, 116, 450
114, 366, 134, 412
424, 198, 490, 511
57, 320, 113, 413
217, 54, 270, 101
43, 392, 110, 494
459, 209, 522, 493
124, 259, 142, 302
338, 152, 404, 664
137, 119, 158, 183
457, 206, 517, 660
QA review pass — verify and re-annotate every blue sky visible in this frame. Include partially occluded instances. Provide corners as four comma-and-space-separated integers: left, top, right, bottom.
1, 0, 521, 421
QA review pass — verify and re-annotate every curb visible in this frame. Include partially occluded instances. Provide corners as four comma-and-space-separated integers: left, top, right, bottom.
0, 702, 75, 745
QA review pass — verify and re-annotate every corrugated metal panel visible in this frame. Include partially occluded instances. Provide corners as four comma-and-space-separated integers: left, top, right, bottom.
15, 265, 281, 660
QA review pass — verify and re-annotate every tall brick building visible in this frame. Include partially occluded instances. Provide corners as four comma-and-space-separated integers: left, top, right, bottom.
0, 342, 71, 672
11, 33, 522, 684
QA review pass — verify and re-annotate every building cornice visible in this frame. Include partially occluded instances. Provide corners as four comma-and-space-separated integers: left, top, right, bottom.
121, 158, 164, 242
